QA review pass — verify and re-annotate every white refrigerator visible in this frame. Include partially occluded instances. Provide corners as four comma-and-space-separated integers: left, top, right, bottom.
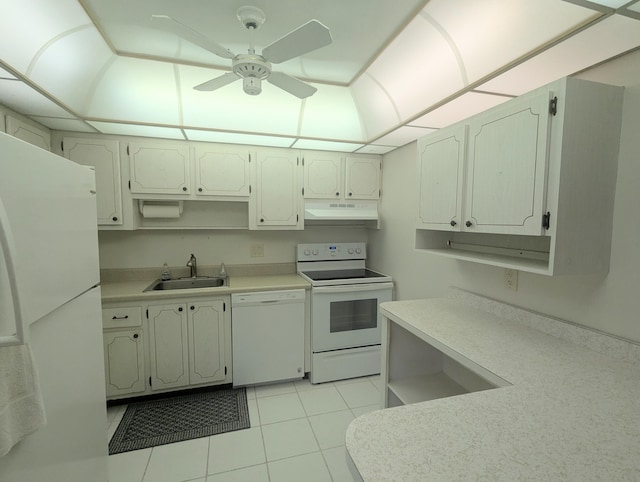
0, 132, 108, 481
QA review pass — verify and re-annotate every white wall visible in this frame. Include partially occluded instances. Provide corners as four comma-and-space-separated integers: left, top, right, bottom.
369, 74, 640, 342
98, 227, 369, 269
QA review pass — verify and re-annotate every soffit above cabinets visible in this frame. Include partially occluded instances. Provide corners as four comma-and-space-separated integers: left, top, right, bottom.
0, 0, 638, 153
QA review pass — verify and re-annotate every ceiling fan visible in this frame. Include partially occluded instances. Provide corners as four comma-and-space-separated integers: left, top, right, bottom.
151, 6, 332, 99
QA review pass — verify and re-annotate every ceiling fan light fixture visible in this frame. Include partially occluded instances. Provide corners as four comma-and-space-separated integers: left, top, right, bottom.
243, 77, 262, 95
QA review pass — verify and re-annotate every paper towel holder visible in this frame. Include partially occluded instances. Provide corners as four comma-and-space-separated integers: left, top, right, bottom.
138, 200, 184, 218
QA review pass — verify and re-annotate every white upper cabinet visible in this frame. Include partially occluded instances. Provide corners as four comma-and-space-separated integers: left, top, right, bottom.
302, 152, 381, 201
302, 151, 343, 199
415, 77, 624, 276
345, 157, 381, 200
465, 91, 551, 235
193, 145, 251, 198
63, 137, 123, 226
5, 115, 50, 151
129, 141, 190, 195
251, 147, 303, 229
416, 125, 466, 230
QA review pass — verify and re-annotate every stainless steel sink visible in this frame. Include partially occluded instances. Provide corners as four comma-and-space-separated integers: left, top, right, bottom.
144, 277, 227, 292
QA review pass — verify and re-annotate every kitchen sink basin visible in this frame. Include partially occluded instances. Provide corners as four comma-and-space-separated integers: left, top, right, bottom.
144, 277, 227, 292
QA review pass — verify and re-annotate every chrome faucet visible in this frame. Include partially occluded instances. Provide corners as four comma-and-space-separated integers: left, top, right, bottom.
186, 253, 197, 278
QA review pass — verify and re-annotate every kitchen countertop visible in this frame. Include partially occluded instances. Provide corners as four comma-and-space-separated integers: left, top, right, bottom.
101, 273, 310, 303
346, 295, 640, 481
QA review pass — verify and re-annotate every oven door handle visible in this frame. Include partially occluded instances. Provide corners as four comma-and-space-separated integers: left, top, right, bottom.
312, 282, 393, 294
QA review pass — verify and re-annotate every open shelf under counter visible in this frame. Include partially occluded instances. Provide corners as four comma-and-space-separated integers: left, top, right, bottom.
387, 373, 468, 407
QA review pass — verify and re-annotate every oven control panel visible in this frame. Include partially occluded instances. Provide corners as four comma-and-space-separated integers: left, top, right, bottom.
297, 242, 366, 261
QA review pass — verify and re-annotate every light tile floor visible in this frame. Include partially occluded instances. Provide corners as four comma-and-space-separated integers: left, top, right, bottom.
106, 375, 382, 482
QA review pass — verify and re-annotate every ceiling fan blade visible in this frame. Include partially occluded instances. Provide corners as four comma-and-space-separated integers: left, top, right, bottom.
194, 72, 239, 91
262, 20, 332, 64
267, 72, 317, 99
151, 15, 235, 60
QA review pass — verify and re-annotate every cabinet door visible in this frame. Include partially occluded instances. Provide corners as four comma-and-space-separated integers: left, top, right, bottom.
5, 115, 50, 151
416, 126, 466, 230
253, 148, 302, 228
194, 145, 251, 197
187, 300, 226, 384
64, 137, 123, 225
465, 91, 551, 235
148, 304, 189, 390
302, 152, 343, 199
103, 330, 145, 397
129, 142, 190, 195
345, 157, 381, 200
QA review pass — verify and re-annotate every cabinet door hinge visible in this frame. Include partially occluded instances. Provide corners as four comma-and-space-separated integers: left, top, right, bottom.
225, 366, 227, 375
128, 180, 131, 191
223, 302, 226, 312
249, 185, 251, 194
542, 211, 551, 230
302, 187, 305, 196
302, 157, 305, 166
145, 308, 149, 318
60, 140, 64, 152
249, 153, 251, 163
549, 96, 558, 116
126, 145, 130, 155
297, 157, 299, 166
149, 376, 152, 387
296, 214, 299, 223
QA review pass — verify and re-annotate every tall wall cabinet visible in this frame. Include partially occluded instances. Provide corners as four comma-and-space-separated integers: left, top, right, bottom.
416, 77, 624, 276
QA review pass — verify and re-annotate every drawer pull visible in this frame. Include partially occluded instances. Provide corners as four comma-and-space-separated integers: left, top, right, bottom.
111, 315, 129, 320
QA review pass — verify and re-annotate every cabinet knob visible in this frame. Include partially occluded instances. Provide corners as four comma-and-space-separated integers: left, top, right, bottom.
348, 192, 353, 197
465, 220, 472, 227
198, 187, 203, 192
190, 305, 195, 310
178, 307, 183, 312
133, 333, 139, 339
182, 187, 187, 192
336, 192, 340, 196
260, 218, 264, 223
450, 220, 457, 227
112, 216, 118, 222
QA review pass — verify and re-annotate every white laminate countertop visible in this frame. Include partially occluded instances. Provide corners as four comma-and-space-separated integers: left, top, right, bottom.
346, 297, 640, 481
101, 274, 310, 303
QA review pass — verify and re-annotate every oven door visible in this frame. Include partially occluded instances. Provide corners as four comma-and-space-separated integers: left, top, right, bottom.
311, 282, 393, 352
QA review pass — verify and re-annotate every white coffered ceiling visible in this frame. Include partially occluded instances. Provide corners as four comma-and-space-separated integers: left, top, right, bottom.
0, 0, 639, 153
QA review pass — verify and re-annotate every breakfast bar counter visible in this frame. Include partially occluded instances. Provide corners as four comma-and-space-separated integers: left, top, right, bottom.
346, 291, 640, 481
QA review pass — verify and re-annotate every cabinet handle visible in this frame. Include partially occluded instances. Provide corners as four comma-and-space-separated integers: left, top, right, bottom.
190, 305, 195, 310
111, 315, 129, 320
112, 216, 118, 222
260, 218, 264, 223
336, 192, 340, 196
465, 220, 472, 227
182, 187, 187, 192
133, 333, 139, 339
450, 220, 457, 227
198, 187, 203, 192
348, 192, 353, 197
178, 307, 183, 312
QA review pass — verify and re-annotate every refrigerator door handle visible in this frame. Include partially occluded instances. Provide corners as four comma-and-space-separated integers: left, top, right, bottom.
0, 197, 25, 346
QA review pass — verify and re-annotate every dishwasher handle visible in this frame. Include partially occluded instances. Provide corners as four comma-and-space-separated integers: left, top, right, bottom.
231, 289, 306, 307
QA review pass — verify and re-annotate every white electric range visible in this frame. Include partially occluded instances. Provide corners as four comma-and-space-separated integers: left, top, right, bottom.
297, 242, 393, 384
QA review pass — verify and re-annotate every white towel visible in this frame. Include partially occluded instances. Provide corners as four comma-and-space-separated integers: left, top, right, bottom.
0, 343, 47, 457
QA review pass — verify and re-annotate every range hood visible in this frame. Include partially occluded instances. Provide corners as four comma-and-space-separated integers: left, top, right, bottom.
304, 201, 379, 221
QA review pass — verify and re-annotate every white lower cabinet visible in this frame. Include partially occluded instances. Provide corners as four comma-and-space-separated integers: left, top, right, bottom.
102, 296, 230, 400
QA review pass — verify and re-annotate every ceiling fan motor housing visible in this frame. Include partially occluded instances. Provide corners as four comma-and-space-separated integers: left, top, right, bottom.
233, 54, 272, 95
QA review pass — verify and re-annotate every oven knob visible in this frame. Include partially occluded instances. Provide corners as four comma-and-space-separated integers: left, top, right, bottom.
355, 248, 362, 254
304, 249, 311, 256
348, 248, 354, 254
312, 249, 319, 255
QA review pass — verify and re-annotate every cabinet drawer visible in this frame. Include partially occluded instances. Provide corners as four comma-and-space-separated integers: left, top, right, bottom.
102, 307, 142, 329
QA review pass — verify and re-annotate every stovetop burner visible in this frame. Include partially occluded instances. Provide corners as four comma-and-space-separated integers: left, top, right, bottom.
300, 268, 387, 282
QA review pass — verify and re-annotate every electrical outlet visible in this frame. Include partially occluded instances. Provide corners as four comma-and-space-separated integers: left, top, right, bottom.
250, 244, 264, 257
505, 269, 518, 291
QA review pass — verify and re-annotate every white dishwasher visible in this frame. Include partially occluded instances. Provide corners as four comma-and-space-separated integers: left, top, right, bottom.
231, 289, 305, 387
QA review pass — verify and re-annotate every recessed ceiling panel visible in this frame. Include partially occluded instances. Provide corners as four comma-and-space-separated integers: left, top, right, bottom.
410, 92, 512, 129
83, 0, 426, 84
0, 79, 74, 118
28, 28, 114, 114
87, 121, 185, 139
185, 129, 296, 148
350, 74, 403, 141
299, 85, 363, 141
179, 65, 302, 136
86, 57, 181, 125
0, 0, 92, 74
427, 0, 599, 83
479, 15, 640, 96
366, 14, 465, 121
